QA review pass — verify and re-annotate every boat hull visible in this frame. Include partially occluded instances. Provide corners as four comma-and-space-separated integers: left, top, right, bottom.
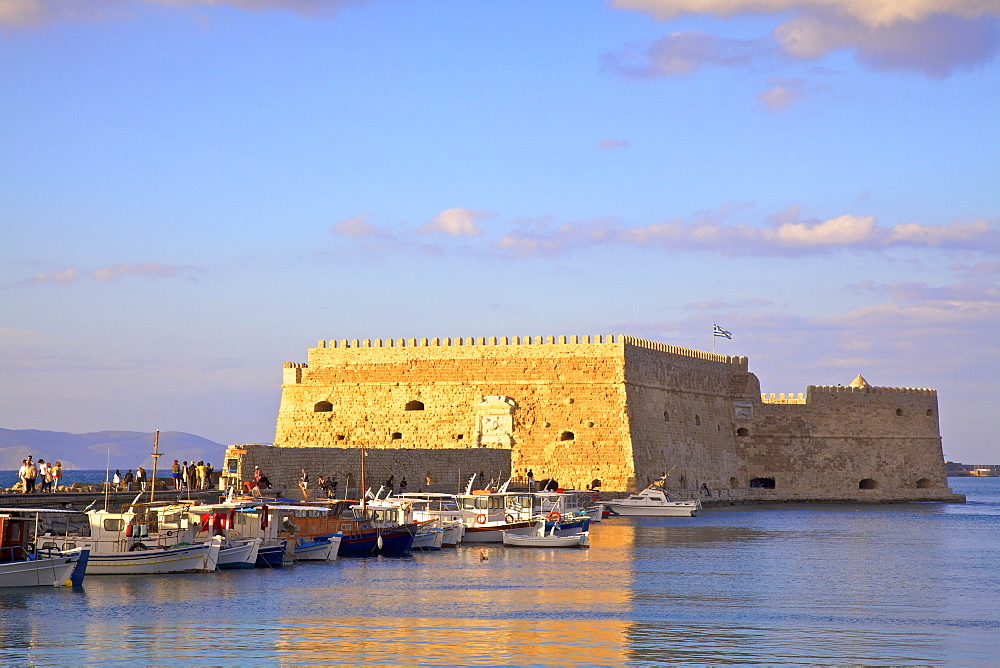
462, 521, 535, 544
605, 502, 700, 517
217, 541, 259, 570
502, 531, 589, 548
0, 550, 89, 588
294, 535, 342, 561
338, 529, 413, 557
255, 542, 287, 568
84, 543, 213, 575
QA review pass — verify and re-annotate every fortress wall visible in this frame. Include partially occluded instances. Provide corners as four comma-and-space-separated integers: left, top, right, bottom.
622, 342, 760, 492
221, 443, 510, 496
274, 335, 638, 490
740, 384, 951, 498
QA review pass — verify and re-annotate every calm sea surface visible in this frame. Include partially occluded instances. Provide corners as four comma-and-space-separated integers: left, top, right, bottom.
1, 477, 997, 666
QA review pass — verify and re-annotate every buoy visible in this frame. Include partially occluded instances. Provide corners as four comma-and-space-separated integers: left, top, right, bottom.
377, 534, 384, 550
480, 550, 488, 562
64, 579, 73, 587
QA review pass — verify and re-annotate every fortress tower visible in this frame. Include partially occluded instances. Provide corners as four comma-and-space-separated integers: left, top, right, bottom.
227, 333, 961, 502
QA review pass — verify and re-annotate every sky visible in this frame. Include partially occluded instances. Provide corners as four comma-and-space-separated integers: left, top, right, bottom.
1, 0, 998, 463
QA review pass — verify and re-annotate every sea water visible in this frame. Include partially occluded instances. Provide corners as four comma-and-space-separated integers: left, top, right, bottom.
1, 477, 997, 666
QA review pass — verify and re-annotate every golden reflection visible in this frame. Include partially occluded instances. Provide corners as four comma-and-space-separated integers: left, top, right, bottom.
273, 616, 629, 666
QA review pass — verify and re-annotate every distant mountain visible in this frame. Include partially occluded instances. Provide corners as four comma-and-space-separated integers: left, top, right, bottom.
0, 428, 228, 471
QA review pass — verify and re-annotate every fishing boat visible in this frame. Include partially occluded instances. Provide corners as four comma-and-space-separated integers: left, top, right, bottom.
392, 493, 467, 547
0, 508, 90, 587
604, 481, 702, 517
502, 522, 589, 548
82, 508, 223, 574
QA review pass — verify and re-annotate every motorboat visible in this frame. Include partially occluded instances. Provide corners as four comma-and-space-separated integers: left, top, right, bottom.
0, 508, 90, 587
275, 500, 414, 557
293, 535, 342, 561
604, 482, 702, 517
502, 522, 589, 548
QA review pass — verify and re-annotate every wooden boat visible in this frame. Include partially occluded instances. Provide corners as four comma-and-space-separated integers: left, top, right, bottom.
502, 523, 589, 548
604, 482, 702, 517
0, 509, 90, 587
82, 508, 223, 574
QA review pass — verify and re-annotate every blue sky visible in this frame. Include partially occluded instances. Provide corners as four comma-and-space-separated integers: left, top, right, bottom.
2, 0, 998, 463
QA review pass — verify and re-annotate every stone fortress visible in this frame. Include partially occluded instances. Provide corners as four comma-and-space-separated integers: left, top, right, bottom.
222, 333, 963, 503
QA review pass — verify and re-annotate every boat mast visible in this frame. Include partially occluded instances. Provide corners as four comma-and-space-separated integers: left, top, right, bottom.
149, 429, 161, 504
360, 444, 366, 511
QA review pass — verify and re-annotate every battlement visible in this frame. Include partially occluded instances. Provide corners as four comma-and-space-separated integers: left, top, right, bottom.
762, 393, 807, 404
807, 384, 937, 397
312, 333, 747, 368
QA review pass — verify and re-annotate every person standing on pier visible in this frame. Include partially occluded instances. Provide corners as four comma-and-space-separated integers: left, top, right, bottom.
17, 460, 28, 493
136, 467, 147, 492
171, 460, 182, 490
112, 469, 121, 492
52, 461, 62, 491
37, 460, 49, 492
299, 468, 310, 501
123, 469, 134, 492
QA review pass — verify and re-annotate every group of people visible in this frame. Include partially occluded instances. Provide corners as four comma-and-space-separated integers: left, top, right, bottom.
169, 460, 215, 490
16, 456, 62, 493
110, 467, 150, 492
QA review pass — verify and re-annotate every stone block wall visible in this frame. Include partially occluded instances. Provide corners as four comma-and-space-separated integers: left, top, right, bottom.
221, 443, 511, 497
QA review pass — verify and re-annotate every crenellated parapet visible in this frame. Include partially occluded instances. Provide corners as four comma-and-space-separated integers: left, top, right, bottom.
807, 384, 937, 396
312, 333, 746, 368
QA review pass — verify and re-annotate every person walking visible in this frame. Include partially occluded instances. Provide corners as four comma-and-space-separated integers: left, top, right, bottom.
136, 467, 147, 492
37, 460, 49, 492
17, 459, 28, 493
51, 461, 63, 491
123, 469, 134, 492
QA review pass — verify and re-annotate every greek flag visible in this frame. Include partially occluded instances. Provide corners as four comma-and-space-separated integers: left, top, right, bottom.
714, 323, 733, 339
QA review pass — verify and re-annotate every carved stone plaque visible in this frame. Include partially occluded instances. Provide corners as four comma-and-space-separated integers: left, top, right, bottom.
733, 400, 753, 421
474, 396, 517, 446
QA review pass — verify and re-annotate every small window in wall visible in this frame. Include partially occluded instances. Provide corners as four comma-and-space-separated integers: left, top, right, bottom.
736, 427, 749, 437
559, 431, 575, 441
336, 435, 345, 441
749, 477, 775, 489
729, 476, 738, 488
663, 411, 669, 422
405, 400, 425, 411
314, 401, 333, 412
226, 458, 238, 474
695, 415, 701, 426
896, 408, 903, 416
916, 478, 932, 489
391, 432, 402, 440
926, 409, 934, 417
859, 478, 878, 489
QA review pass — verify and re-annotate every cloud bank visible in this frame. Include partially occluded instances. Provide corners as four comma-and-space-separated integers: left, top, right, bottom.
11, 262, 198, 287
495, 212, 999, 257
0, 0, 362, 26
610, 0, 1000, 78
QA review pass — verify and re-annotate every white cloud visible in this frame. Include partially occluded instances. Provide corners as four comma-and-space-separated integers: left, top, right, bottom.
494, 210, 999, 257
757, 77, 806, 110
611, 0, 1000, 78
331, 214, 378, 238
612, 0, 1000, 27
9, 263, 197, 287
418, 207, 489, 237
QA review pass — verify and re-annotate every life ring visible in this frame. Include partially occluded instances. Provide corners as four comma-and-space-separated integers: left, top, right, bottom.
125, 524, 133, 537
592, 492, 600, 502
129, 542, 150, 552
476, 514, 487, 524
505, 514, 514, 524
547, 511, 561, 523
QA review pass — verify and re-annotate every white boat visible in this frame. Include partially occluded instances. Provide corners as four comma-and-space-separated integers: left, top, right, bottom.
217, 539, 260, 569
502, 523, 589, 548
450, 476, 538, 543
392, 493, 467, 546
293, 534, 342, 561
605, 483, 702, 517
82, 508, 223, 574
0, 509, 90, 587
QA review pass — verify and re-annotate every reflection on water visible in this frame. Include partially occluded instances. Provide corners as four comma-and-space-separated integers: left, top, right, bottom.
1, 478, 998, 665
